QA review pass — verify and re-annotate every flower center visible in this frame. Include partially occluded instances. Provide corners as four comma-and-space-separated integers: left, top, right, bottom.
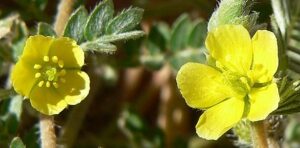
46, 67, 57, 81
222, 71, 251, 95
33, 56, 67, 88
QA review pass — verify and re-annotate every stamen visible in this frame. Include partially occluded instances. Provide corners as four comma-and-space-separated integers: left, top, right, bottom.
38, 81, 44, 87
46, 81, 51, 88
58, 60, 64, 68
34, 64, 42, 69
43, 56, 49, 62
35, 73, 41, 78
60, 78, 66, 83
52, 56, 58, 63
53, 82, 58, 88
59, 70, 66, 76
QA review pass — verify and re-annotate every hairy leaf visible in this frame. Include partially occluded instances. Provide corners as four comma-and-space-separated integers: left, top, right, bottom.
84, 0, 114, 40
106, 7, 144, 34
63, 6, 88, 43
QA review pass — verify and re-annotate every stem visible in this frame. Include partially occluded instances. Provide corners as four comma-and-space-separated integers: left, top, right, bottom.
53, 0, 75, 36
40, 114, 56, 148
251, 121, 269, 148
39, 0, 75, 147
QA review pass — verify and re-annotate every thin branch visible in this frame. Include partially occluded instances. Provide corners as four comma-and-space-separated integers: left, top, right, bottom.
40, 114, 56, 148
251, 120, 269, 148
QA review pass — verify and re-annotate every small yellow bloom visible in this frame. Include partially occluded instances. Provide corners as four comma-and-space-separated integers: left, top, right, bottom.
11, 35, 90, 115
176, 25, 279, 140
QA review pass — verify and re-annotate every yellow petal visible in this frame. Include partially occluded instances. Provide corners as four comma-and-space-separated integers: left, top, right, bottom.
205, 25, 252, 75
48, 37, 84, 68
176, 62, 234, 109
21, 35, 54, 63
57, 71, 90, 105
196, 98, 244, 140
29, 85, 68, 115
247, 83, 279, 121
11, 59, 37, 97
252, 30, 278, 80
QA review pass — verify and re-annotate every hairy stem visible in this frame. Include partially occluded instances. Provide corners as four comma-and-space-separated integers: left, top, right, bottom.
39, 0, 75, 148
251, 120, 269, 148
40, 114, 56, 148
53, 0, 75, 36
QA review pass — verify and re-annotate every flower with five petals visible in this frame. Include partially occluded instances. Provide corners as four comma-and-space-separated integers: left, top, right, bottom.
176, 25, 280, 140
11, 35, 90, 115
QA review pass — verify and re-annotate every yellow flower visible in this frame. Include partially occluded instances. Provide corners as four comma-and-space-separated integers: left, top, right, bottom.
11, 35, 90, 115
176, 25, 280, 140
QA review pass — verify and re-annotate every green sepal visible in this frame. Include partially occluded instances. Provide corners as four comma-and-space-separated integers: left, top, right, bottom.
207, 0, 257, 32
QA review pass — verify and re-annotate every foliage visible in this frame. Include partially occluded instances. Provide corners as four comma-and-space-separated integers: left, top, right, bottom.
142, 14, 207, 72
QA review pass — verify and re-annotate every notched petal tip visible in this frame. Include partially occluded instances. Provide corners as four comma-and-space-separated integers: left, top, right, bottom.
58, 71, 90, 105
252, 30, 278, 78
29, 86, 68, 115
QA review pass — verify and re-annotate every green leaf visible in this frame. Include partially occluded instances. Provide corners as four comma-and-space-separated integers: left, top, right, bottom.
271, 0, 290, 36
141, 54, 164, 70
118, 107, 165, 148
3, 113, 19, 134
0, 89, 15, 100
106, 7, 144, 34
63, 6, 88, 43
81, 41, 116, 54
272, 78, 300, 115
270, 15, 288, 71
37, 22, 56, 36
146, 23, 170, 54
97, 31, 144, 43
84, 0, 114, 40
12, 20, 28, 61
9, 95, 23, 120
170, 14, 191, 52
187, 20, 207, 48
10, 137, 25, 148
23, 124, 39, 148
169, 49, 206, 72
271, 0, 300, 75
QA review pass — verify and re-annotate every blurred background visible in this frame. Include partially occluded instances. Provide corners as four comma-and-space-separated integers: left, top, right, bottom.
0, 0, 285, 148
